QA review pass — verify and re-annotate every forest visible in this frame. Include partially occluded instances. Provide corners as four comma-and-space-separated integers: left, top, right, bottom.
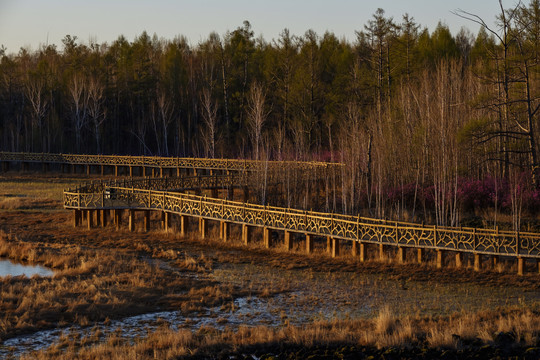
1, 1, 539, 228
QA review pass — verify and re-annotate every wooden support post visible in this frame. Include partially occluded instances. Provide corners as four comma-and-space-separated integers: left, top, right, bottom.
242, 224, 250, 245
199, 217, 207, 239
102, 210, 108, 227
159, 167, 164, 178
284, 230, 292, 250
144, 210, 150, 232
163, 212, 170, 232
492, 255, 499, 269
359, 243, 367, 262
129, 166, 133, 177
152, 168, 156, 177
517, 257, 524, 276
114, 209, 122, 230
455, 252, 463, 268
73, 209, 81, 227
219, 221, 229, 242
263, 227, 271, 248
326, 236, 332, 254
128, 210, 135, 232
379, 243, 385, 261
100, 165, 104, 176
87, 210, 93, 229
331, 237, 340, 258
180, 215, 188, 237
417, 248, 424, 264
474, 253, 482, 271
86, 165, 91, 175
436, 250, 444, 269
115, 165, 119, 177
537, 259, 540, 274
177, 167, 181, 177
95, 209, 101, 227
142, 166, 146, 177
351, 240, 359, 257
306, 234, 314, 254
397, 246, 406, 264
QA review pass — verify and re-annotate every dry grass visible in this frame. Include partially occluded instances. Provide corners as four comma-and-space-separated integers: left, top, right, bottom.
0, 231, 236, 342
1, 173, 539, 358
17, 306, 540, 359
0, 175, 81, 202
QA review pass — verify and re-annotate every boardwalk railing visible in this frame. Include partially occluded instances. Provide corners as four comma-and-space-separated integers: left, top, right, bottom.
64, 180, 540, 260
0, 152, 341, 172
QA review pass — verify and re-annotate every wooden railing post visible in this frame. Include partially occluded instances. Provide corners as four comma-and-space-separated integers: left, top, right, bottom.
163, 191, 166, 210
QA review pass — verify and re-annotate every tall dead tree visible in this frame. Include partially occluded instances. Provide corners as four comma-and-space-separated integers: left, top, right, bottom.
200, 88, 218, 158
87, 76, 106, 153
67, 73, 89, 153
247, 82, 268, 160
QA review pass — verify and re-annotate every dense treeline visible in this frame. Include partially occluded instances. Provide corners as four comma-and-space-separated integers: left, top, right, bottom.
1, 2, 539, 227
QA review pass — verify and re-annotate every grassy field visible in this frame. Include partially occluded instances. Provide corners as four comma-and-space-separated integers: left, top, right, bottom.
0, 172, 539, 359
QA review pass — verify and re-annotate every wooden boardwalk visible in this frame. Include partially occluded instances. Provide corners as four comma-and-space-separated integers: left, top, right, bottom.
2, 151, 537, 275
0, 151, 340, 176
64, 175, 540, 276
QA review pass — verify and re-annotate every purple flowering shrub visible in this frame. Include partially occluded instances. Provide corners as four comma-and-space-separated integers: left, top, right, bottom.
368, 173, 540, 217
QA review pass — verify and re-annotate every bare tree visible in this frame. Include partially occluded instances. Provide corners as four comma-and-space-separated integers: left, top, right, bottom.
200, 88, 218, 158
453, 1, 537, 184
67, 73, 89, 153
87, 76, 106, 153
157, 89, 174, 156
25, 76, 49, 152
247, 82, 268, 160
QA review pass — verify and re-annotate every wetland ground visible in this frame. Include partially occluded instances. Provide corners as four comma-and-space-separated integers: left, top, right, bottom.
0, 173, 539, 359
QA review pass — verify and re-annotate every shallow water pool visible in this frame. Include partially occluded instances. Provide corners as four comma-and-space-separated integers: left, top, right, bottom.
0, 258, 54, 278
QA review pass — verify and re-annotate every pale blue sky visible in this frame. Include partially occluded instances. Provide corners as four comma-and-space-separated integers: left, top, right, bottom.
1, 0, 505, 54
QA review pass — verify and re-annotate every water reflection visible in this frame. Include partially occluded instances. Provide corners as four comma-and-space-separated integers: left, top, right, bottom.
0, 259, 54, 278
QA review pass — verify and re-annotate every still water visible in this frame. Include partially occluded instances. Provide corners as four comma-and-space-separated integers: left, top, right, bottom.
0, 258, 54, 278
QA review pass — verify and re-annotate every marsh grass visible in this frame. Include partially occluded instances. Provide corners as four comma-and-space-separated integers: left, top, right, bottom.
2, 173, 540, 358
18, 306, 540, 359
0, 232, 236, 342
0, 175, 82, 202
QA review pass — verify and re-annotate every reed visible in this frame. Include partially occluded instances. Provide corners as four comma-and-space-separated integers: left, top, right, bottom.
0, 233, 236, 342
18, 306, 540, 359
